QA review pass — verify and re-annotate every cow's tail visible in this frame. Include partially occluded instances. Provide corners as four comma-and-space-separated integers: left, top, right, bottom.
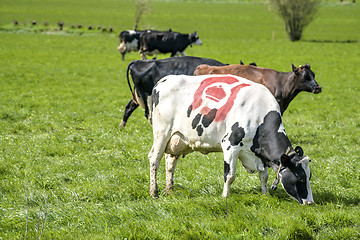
126, 61, 137, 103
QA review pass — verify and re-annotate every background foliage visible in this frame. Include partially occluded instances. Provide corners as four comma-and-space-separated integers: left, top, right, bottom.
0, 0, 359, 239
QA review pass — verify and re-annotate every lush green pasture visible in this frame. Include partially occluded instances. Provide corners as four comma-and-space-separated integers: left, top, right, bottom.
1, 0, 359, 239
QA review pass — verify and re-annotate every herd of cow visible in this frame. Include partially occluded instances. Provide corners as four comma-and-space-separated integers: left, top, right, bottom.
117, 29, 322, 205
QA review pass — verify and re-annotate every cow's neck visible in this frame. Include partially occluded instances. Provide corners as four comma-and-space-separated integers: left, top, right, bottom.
251, 111, 292, 169
187, 34, 192, 47
275, 72, 300, 114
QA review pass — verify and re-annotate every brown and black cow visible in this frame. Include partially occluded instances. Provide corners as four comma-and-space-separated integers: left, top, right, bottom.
193, 63, 322, 114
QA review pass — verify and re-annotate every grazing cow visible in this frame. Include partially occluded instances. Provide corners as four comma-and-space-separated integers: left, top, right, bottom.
117, 30, 145, 60
194, 63, 322, 114
120, 56, 226, 128
139, 30, 202, 60
149, 74, 314, 205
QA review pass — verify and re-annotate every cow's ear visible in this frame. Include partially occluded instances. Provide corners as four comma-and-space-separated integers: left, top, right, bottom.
281, 154, 292, 168
295, 146, 303, 157
291, 63, 299, 74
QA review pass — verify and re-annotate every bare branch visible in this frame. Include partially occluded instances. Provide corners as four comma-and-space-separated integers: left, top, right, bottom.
133, 0, 152, 30
269, 0, 320, 41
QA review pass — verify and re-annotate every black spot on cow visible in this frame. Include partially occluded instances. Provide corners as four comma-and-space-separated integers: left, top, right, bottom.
202, 108, 217, 127
227, 146, 230, 151
192, 114, 202, 129
196, 125, 203, 136
250, 111, 291, 164
152, 89, 160, 108
224, 161, 230, 182
222, 133, 229, 143
229, 122, 245, 146
187, 105, 193, 118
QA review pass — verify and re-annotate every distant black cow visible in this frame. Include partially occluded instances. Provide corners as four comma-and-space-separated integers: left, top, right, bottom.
120, 56, 226, 128
139, 31, 202, 60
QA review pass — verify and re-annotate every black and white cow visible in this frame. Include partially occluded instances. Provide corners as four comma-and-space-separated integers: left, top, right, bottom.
118, 30, 145, 60
149, 74, 314, 204
119, 56, 226, 128
139, 30, 202, 60
118, 30, 174, 60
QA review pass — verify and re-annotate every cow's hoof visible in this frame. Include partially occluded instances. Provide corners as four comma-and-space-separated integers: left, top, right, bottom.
119, 121, 126, 128
303, 200, 314, 205
150, 190, 159, 198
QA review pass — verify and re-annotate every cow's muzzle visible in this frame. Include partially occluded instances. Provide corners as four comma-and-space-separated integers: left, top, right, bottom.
312, 86, 322, 94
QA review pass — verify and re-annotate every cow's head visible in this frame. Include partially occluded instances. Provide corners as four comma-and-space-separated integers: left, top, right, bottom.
189, 31, 203, 46
291, 63, 322, 94
278, 146, 314, 205
117, 41, 126, 60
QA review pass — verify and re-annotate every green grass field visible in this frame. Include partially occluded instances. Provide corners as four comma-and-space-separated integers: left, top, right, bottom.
1, 0, 359, 239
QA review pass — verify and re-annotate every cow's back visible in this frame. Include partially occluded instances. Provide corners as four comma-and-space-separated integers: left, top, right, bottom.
130, 56, 225, 91
194, 64, 281, 93
156, 56, 225, 76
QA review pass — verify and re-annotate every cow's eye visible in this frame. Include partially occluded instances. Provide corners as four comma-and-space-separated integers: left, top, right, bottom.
299, 178, 306, 183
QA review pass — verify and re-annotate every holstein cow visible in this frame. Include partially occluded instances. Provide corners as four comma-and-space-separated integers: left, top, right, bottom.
194, 63, 322, 114
118, 30, 145, 60
119, 56, 226, 128
149, 74, 314, 204
139, 30, 202, 60
118, 30, 174, 60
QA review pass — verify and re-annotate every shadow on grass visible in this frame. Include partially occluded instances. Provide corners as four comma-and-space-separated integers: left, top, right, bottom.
159, 184, 360, 207
303, 39, 359, 44
313, 191, 360, 206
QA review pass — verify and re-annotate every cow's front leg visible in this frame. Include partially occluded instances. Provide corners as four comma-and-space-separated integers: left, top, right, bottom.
165, 154, 180, 194
259, 167, 269, 195
222, 151, 239, 197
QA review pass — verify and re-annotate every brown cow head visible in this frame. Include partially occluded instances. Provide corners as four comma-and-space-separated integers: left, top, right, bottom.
291, 63, 322, 94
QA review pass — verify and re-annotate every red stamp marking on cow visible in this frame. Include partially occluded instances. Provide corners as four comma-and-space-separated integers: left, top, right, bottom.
205, 86, 226, 102
190, 76, 250, 122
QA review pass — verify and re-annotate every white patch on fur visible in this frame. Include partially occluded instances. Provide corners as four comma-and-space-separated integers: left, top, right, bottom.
193, 38, 203, 45
126, 39, 139, 52
300, 156, 314, 204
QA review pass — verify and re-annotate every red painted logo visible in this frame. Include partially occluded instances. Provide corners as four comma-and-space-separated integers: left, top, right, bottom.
189, 76, 250, 122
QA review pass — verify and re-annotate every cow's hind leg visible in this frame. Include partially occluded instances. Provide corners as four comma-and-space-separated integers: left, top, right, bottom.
222, 149, 240, 197
149, 128, 172, 198
119, 99, 139, 128
165, 154, 180, 194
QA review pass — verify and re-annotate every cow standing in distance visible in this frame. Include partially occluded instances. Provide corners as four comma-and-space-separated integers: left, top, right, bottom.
118, 29, 172, 60
194, 63, 322, 114
119, 56, 226, 128
139, 30, 202, 60
149, 74, 314, 205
